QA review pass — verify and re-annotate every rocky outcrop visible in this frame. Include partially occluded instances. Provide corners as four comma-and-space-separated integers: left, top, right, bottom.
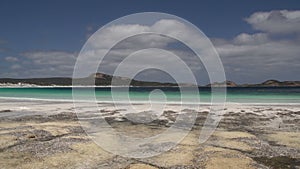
206, 81, 238, 87
1, 101, 299, 169
206, 80, 300, 87
259, 80, 300, 87
0, 74, 299, 87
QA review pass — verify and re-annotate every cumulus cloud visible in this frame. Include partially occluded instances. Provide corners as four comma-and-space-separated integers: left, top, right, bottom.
88, 24, 150, 49
215, 33, 300, 83
232, 33, 269, 45
1, 10, 300, 84
76, 19, 220, 84
5, 56, 19, 62
25, 51, 76, 77
245, 10, 300, 34
5, 51, 77, 78
210, 10, 300, 83
23, 51, 76, 66
11, 64, 21, 70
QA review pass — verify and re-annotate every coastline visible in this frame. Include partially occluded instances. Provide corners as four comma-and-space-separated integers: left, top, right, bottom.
1, 96, 300, 106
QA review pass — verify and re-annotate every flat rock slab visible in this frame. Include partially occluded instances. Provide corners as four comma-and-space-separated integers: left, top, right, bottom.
0, 100, 299, 168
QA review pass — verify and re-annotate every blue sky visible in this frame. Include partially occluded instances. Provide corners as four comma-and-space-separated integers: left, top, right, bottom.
0, 0, 300, 84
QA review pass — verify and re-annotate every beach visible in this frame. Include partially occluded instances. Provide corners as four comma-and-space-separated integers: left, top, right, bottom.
0, 98, 299, 169
1, 1, 300, 168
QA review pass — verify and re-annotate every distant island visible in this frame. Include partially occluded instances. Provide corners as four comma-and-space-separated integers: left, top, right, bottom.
0, 73, 299, 87
206, 80, 300, 87
0, 73, 176, 87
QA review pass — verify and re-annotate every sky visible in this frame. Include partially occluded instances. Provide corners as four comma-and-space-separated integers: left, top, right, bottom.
0, 0, 300, 84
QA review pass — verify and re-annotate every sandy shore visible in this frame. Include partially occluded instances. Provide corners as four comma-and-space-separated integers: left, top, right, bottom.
0, 98, 299, 169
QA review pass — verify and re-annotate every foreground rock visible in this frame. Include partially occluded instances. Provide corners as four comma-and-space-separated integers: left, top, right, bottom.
0, 100, 299, 168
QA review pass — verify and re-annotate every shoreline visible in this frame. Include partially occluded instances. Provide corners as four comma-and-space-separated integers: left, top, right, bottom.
1, 97, 300, 106
1, 85, 300, 88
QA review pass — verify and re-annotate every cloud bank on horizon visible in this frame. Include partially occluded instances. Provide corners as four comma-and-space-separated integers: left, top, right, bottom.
1, 10, 300, 84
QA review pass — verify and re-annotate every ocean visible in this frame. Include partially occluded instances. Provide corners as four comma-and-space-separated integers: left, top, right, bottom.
0, 87, 300, 104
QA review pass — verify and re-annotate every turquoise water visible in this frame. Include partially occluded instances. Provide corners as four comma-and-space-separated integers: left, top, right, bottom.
0, 87, 300, 104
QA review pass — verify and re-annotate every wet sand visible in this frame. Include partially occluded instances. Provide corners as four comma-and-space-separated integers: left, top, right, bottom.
0, 98, 299, 169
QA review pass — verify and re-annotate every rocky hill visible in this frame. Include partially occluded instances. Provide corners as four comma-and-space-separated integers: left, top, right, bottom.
0, 73, 299, 87
206, 80, 300, 87
0, 73, 177, 87
258, 80, 300, 87
206, 81, 238, 87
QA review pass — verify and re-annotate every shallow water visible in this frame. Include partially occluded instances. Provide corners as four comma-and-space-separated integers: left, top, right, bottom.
0, 87, 299, 104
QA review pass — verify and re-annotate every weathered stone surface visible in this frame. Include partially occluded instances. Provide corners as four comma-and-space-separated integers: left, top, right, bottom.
0, 102, 299, 168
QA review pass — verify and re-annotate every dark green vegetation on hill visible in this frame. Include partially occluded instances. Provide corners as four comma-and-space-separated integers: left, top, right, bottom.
0, 73, 299, 87
0, 73, 177, 86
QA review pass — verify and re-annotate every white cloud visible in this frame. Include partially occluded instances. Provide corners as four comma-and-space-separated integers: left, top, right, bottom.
245, 10, 300, 34
5, 56, 19, 62
233, 33, 269, 45
214, 33, 300, 83
88, 24, 151, 49
11, 64, 21, 70
87, 19, 209, 50
76, 19, 220, 84
13, 51, 77, 77
207, 10, 300, 83
23, 51, 76, 65
2, 11, 300, 84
